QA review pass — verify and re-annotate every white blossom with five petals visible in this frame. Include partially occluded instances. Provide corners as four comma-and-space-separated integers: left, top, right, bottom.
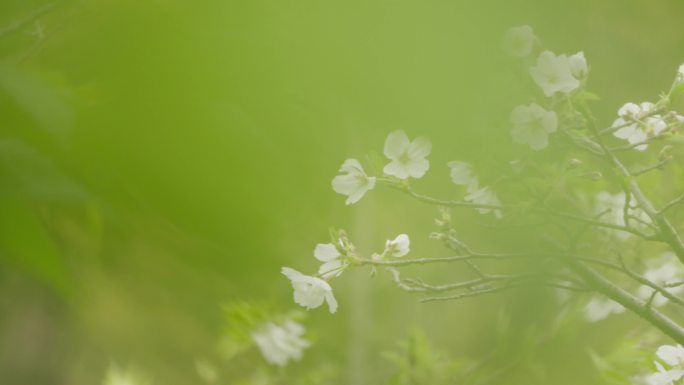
331, 159, 376, 205
510, 103, 558, 150
383, 130, 432, 179
529, 51, 583, 96
281, 267, 338, 313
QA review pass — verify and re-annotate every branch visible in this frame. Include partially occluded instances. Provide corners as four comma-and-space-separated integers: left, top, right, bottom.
561, 255, 684, 345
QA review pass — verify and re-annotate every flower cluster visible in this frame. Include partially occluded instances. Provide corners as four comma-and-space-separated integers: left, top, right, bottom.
331, 130, 431, 205
251, 319, 310, 367
611, 102, 683, 151
503, 26, 587, 151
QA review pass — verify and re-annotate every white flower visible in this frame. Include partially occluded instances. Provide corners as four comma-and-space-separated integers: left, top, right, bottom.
102, 364, 150, 385
502, 25, 536, 57
251, 320, 311, 367
529, 51, 581, 96
637, 254, 684, 307
677, 63, 684, 84
583, 296, 624, 322
465, 186, 502, 219
645, 362, 684, 385
510, 103, 558, 150
612, 117, 648, 151
282, 267, 338, 313
332, 159, 376, 205
385, 234, 410, 258
657, 345, 684, 367
612, 102, 666, 151
314, 243, 345, 279
383, 130, 432, 179
447, 161, 478, 189
568, 51, 588, 79
594, 191, 650, 239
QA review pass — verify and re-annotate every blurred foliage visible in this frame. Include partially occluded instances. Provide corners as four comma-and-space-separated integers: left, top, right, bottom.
1, 0, 684, 384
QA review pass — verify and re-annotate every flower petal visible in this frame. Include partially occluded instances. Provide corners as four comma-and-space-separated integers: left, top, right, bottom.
383, 130, 410, 160
408, 136, 432, 159
405, 159, 429, 179
314, 243, 340, 262
383, 160, 409, 179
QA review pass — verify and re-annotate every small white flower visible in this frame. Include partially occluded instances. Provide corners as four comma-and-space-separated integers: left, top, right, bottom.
612, 117, 648, 151
594, 191, 650, 239
502, 25, 536, 57
447, 161, 478, 189
637, 254, 684, 307
510, 103, 558, 150
383, 130, 432, 179
282, 267, 338, 313
314, 243, 345, 279
385, 234, 410, 258
529, 51, 581, 96
251, 320, 311, 367
332, 159, 376, 205
612, 102, 664, 151
657, 344, 684, 367
583, 296, 624, 322
465, 186, 502, 219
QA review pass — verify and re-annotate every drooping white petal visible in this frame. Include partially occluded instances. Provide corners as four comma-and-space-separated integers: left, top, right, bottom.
324, 290, 338, 313
314, 243, 341, 262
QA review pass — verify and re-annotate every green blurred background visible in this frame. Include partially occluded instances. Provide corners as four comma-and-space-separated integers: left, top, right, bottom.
1, 0, 684, 384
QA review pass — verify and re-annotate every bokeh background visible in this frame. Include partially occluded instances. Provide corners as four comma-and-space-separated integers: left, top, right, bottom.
1, 0, 684, 384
